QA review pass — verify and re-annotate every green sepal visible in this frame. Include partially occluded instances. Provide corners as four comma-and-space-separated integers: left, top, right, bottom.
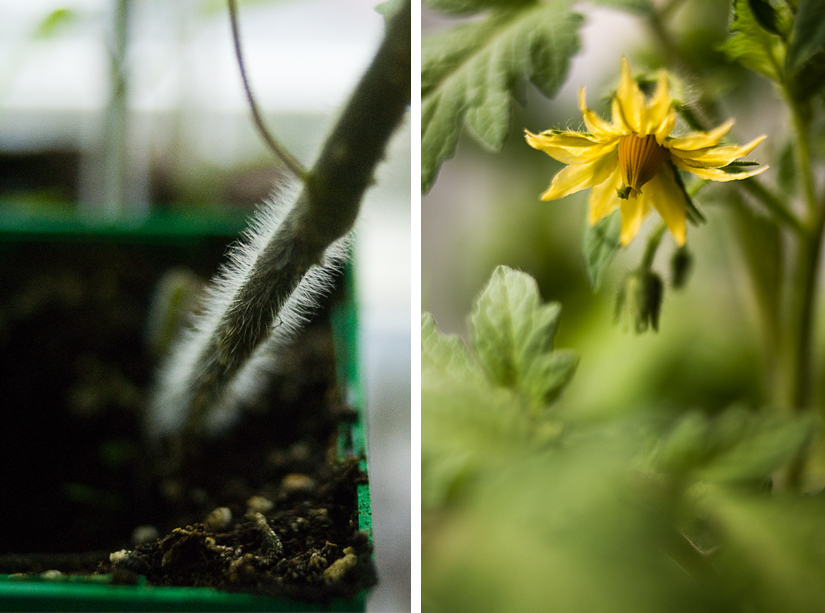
670, 246, 693, 290
670, 161, 706, 226
719, 160, 762, 171
583, 210, 622, 291
615, 268, 664, 333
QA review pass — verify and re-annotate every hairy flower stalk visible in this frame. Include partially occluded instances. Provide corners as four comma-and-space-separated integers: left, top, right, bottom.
526, 57, 768, 246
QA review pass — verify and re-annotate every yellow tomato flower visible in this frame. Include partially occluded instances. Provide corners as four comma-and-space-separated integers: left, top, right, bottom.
525, 57, 768, 246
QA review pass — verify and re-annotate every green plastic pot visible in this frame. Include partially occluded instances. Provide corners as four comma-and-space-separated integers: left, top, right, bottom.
0, 209, 372, 612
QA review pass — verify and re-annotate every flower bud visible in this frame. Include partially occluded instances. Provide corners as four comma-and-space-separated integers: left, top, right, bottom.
670, 246, 692, 289
615, 269, 664, 333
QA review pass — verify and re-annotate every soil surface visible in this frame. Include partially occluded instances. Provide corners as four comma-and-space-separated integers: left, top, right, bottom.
0, 234, 375, 603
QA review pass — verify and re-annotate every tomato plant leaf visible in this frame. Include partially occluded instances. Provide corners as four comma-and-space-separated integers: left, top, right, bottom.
422, 1, 583, 192
469, 266, 577, 408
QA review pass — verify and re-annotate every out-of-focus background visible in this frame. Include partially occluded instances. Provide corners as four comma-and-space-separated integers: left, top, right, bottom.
0, 0, 410, 610
422, 0, 787, 419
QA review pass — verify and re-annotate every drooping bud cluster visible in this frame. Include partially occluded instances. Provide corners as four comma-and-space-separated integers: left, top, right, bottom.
615, 269, 664, 333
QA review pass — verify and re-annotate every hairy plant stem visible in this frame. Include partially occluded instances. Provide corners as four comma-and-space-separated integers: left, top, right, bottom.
789, 227, 824, 408
180, 0, 411, 435
784, 95, 820, 405
792, 112, 818, 218
648, 2, 822, 488
783, 217, 824, 489
782, 94, 823, 488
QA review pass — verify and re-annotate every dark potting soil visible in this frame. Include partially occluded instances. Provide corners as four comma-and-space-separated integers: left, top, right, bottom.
0, 235, 375, 603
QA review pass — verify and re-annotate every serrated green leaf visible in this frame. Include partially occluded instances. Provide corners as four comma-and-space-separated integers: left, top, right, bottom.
422, 2, 583, 193
421, 312, 479, 382
656, 407, 815, 483
469, 266, 576, 408
720, 0, 785, 82
748, 0, 785, 37
699, 412, 813, 483
583, 210, 622, 291
470, 266, 560, 388
422, 371, 535, 509
586, 0, 653, 15
787, 0, 825, 73
423, 267, 576, 513
424, 0, 535, 17
521, 349, 579, 406
423, 384, 532, 462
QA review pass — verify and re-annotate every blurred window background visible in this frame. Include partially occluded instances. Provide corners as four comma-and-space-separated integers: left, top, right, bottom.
0, 0, 410, 610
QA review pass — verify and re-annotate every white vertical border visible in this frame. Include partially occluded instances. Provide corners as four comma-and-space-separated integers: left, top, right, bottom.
410, 0, 422, 611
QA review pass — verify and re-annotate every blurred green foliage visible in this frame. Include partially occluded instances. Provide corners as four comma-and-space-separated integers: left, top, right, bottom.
424, 267, 819, 612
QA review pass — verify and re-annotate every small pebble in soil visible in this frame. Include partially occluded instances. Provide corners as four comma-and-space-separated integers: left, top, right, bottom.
308, 551, 328, 571
109, 549, 149, 583
228, 554, 257, 584
204, 536, 234, 556
309, 507, 332, 526
40, 570, 63, 580
109, 550, 130, 565
290, 517, 308, 532
246, 495, 274, 514
322, 547, 358, 584
281, 473, 316, 493
251, 512, 284, 555
109, 549, 151, 575
204, 507, 233, 532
